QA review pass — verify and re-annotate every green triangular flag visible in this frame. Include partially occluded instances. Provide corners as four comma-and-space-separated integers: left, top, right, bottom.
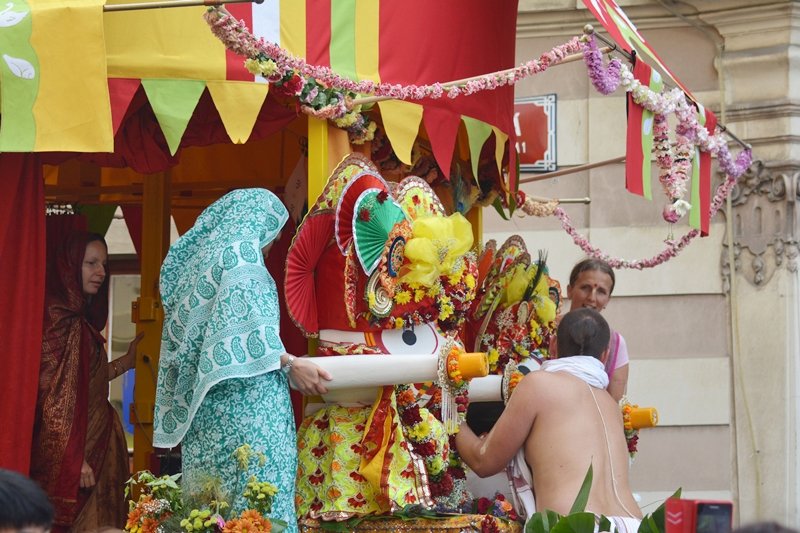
462, 116, 492, 182
142, 79, 206, 155
75, 204, 117, 236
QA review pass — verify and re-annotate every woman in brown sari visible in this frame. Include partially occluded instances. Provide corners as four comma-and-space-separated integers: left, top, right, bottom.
31, 232, 142, 532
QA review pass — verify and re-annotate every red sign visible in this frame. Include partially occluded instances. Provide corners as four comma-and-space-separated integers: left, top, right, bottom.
514, 95, 556, 172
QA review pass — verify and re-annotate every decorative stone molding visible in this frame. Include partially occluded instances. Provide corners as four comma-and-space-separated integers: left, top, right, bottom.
721, 160, 800, 289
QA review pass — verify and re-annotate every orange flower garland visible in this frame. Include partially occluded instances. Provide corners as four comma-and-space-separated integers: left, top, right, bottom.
620, 400, 640, 458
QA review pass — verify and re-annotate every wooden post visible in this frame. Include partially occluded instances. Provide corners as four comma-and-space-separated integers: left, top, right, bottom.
131, 172, 171, 473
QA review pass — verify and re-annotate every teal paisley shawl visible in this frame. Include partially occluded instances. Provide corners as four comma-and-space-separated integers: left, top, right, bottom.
153, 189, 289, 448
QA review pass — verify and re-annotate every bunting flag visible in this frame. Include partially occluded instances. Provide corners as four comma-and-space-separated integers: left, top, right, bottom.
377, 100, 423, 165
625, 59, 663, 199
141, 79, 206, 155
582, 0, 693, 99
0, 0, 112, 152
462, 117, 493, 182
689, 105, 717, 236
206, 81, 269, 144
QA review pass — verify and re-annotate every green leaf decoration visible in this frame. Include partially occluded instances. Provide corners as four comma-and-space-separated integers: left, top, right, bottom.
352, 191, 406, 274
598, 516, 612, 532
527, 509, 563, 533
639, 487, 682, 533
569, 464, 594, 514
492, 196, 510, 220
551, 512, 598, 533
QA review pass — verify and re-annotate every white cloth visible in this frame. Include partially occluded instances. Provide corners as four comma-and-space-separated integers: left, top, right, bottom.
540, 356, 610, 390
507, 448, 536, 520
599, 516, 642, 532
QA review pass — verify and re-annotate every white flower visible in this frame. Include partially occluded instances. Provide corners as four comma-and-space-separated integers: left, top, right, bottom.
672, 199, 692, 216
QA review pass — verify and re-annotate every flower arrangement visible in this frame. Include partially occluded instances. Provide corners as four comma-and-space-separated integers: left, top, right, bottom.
620, 399, 641, 459
473, 493, 520, 523
125, 446, 285, 533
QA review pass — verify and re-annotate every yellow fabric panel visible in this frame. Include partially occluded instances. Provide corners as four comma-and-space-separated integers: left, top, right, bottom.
327, 123, 352, 174
280, 0, 305, 58
30, 0, 112, 152
354, 0, 380, 82
206, 81, 269, 144
103, 3, 226, 80
378, 100, 423, 166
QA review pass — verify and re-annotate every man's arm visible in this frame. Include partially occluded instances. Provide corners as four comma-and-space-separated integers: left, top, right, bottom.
456, 374, 540, 477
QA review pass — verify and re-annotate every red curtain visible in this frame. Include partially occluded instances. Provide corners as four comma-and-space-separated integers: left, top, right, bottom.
0, 153, 46, 474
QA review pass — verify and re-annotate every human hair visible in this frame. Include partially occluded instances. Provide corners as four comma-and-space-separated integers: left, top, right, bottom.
556, 308, 610, 359
0, 469, 53, 529
86, 232, 108, 250
569, 258, 616, 294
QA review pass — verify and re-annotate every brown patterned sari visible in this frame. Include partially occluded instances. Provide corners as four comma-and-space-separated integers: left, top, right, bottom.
31, 233, 128, 532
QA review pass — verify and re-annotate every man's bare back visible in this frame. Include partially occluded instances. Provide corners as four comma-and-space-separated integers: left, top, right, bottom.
521, 369, 641, 517
457, 367, 641, 518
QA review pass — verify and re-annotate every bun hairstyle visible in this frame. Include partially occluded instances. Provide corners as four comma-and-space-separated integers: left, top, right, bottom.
556, 308, 610, 359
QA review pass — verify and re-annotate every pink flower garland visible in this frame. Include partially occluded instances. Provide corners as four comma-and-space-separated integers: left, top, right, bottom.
555, 147, 752, 269
582, 34, 622, 95
205, 8, 583, 102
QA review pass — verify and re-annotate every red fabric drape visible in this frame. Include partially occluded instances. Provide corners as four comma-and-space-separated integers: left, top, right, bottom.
0, 153, 46, 474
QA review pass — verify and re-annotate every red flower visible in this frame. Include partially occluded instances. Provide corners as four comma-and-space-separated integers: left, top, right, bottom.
476, 497, 492, 514
448, 465, 466, 480
414, 440, 437, 457
429, 472, 454, 497
358, 208, 371, 222
376, 191, 389, 204
481, 515, 500, 533
400, 405, 423, 426
277, 73, 304, 96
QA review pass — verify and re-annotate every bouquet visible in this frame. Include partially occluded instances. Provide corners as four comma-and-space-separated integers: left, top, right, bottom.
126, 446, 285, 533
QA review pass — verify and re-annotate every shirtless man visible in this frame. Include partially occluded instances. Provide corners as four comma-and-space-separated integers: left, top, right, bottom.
456, 308, 642, 528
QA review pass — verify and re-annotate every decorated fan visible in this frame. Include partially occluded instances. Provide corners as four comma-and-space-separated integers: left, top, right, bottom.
467, 236, 559, 374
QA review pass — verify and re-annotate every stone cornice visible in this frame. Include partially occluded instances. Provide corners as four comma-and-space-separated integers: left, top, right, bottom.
724, 101, 800, 123
516, 1, 797, 41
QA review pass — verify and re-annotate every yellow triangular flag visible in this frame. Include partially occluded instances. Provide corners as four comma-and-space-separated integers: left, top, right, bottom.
207, 81, 269, 144
491, 127, 508, 174
378, 100, 423, 165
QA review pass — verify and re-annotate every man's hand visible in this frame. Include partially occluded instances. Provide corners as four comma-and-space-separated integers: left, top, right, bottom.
289, 357, 332, 396
80, 459, 96, 489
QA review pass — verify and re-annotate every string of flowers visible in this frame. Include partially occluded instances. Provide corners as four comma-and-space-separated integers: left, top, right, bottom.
204, 7, 582, 143
620, 400, 640, 459
553, 145, 751, 269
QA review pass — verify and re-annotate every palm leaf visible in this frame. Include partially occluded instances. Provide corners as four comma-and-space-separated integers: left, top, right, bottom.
569, 464, 594, 514
551, 512, 598, 533
639, 487, 682, 533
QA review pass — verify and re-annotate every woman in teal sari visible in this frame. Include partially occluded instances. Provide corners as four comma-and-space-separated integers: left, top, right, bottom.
153, 189, 330, 531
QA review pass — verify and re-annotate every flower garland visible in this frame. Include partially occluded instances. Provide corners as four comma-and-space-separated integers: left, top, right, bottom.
205, 7, 582, 143
582, 33, 622, 95
535, 35, 753, 269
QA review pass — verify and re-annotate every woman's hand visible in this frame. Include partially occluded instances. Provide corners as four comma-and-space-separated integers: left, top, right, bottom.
288, 357, 332, 396
80, 459, 96, 489
124, 332, 145, 369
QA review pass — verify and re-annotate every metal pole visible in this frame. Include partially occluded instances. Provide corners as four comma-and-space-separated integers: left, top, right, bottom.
103, 0, 262, 13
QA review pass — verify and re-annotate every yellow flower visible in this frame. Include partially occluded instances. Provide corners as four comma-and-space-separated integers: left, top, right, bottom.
465, 273, 476, 290
395, 317, 405, 329
428, 455, 445, 475
415, 289, 427, 302
368, 291, 377, 309
394, 290, 412, 305
488, 349, 500, 367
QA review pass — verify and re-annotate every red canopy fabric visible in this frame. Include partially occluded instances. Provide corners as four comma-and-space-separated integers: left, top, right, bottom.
0, 153, 46, 474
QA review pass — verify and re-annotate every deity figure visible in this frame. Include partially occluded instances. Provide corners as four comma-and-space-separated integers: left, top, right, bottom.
284, 154, 481, 520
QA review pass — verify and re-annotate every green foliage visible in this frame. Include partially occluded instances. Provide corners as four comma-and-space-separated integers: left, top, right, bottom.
568, 464, 593, 514
637, 488, 682, 533
523, 463, 681, 533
